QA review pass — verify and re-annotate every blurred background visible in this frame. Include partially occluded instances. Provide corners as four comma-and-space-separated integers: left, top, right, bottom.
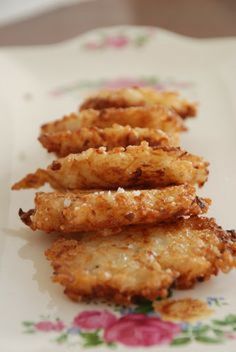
0, 0, 236, 45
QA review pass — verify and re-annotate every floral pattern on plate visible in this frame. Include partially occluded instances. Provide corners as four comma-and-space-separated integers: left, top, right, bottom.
22, 296, 236, 348
81, 28, 155, 50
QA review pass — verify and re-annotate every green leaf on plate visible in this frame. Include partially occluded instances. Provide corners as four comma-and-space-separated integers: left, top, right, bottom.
212, 328, 225, 336
55, 333, 68, 344
22, 321, 34, 327
80, 331, 103, 347
212, 319, 229, 326
212, 314, 236, 326
133, 299, 153, 313
134, 35, 149, 47
192, 324, 210, 336
170, 337, 191, 346
225, 314, 236, 324
195, 335, 223, 344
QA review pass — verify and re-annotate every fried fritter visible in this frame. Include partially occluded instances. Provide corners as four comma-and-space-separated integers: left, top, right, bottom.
79, 87, 197, 118
39, 124, 178, 157
12, 142, 209, 191
45, 217, 236, 305
18, 185, 210, 233
40, 106, 185, 135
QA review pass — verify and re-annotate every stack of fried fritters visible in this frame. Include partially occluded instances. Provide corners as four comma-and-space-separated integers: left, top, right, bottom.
12, 87, 236, 305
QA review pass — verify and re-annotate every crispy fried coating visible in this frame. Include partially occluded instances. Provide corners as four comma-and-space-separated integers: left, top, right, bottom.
79, 87, 197, 118
39, 124, 178, 157
18, 185, 210, 233
40, 106, 185, 135
12, 142, 209, 191
45, 217, 236, 305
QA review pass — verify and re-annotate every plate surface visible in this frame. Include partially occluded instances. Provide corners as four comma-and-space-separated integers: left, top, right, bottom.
0, 26, 236, 352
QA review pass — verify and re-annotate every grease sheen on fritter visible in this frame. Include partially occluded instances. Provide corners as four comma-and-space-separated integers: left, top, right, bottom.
12, 142, 209, 191
45, 217, 236, 305
79, 87, 197, 118
18, 185, 210, 233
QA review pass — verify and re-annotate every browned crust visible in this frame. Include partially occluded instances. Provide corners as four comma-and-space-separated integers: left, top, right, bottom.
12, 142, 209, 191
40, 106, 186, 135
18, 185, 211, 233
79, 87, 197, 119
80, 96, 142, 110
172, 221, 236, 289
41, 112, 79, 134
19, 208, 35, 226
39, 125, 177, 157
45, 217, 236, 305
12, 168, 56, 190
64, 285, 171, 305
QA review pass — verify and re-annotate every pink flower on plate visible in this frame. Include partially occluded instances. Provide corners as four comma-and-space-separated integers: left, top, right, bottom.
225, 332, 236, 339
105, 78, 143, 89
105, 35, 129, 48
35, 320, 65, 332
104, 314, 181, 347
73, 310, 117, 330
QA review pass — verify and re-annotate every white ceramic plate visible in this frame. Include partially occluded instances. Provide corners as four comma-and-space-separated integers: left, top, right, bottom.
0, 26, 236, 352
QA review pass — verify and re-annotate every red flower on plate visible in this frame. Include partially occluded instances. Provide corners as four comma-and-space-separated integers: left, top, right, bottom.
73, 310, 117, 330
105, 78, 144, 89
35, 320, 65, 332
225, 332, 236, 339
105, 35, 129, 48
104, 314, 181, 346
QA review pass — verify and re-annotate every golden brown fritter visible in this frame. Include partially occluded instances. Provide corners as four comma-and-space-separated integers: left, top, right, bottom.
18, 185, 210, 233
39, 124, 178, 157
40, 106, 185, 135
12, 142, 209, 191
45, 217, 236, 305
79, 87, 197, 118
